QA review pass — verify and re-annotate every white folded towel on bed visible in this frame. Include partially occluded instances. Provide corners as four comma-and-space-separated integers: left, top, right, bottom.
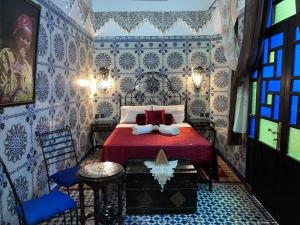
158, 124, 179, 136
132, 124, 155, 135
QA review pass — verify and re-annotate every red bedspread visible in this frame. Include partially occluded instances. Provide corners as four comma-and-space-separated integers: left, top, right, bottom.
101, 127, 213, 165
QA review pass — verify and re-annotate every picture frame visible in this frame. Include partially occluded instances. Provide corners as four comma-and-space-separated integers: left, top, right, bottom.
0, 0, 41, 107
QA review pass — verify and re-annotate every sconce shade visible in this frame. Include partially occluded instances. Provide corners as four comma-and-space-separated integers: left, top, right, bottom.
99, 67, 110, 80
192, 66, 205, 90
98, 67, 111, 90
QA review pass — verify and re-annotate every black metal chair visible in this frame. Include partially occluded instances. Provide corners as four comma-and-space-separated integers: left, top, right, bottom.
0, 157, 78, 225
36, 125, 79, 193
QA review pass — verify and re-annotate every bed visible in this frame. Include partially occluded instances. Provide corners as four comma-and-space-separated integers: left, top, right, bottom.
101, 123, 213, 165
100, 71, 218, 180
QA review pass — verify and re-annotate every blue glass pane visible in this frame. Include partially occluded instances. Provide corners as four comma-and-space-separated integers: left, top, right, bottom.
290, 96, 298, 124
261, 106, 272, 117
249, 117, 255, 138
261, 81, 266, 103
270, 33, 283, 49
276, 50, 282, 77
263, 66, 274, 78
273, 95, 280, 120
268, 80, 281, 92
294, 44, 300, 76
267, 1, 272, 28
252, 70, 258, 79
292, 80, 300, 92
296, 27, 300, 41
263, 39, 269, 64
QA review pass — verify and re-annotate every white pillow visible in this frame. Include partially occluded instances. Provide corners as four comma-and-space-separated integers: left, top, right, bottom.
153, 105, 185, 123
120, 105, 152, 124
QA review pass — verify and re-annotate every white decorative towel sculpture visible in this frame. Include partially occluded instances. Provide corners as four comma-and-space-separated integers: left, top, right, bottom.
158, 124, 179, 136
132, 124, 154, 135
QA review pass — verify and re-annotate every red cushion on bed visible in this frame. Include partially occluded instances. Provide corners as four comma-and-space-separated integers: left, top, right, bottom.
136, 114, 146, 125
165, 113, 174, 125
136, 112, 172, 125
145, 110, 166, 125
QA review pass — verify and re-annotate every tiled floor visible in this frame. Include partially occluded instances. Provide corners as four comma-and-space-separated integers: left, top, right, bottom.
123, 183, 277, 225
47, 152, 278, 225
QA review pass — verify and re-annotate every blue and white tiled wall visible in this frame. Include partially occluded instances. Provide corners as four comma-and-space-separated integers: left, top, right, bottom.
93, 35, 246, 177
212, 12, 247, 177
0, 0, 94, 224
210, 35, 231, 129
0, 1, 246, 223
93, 36, 213, 122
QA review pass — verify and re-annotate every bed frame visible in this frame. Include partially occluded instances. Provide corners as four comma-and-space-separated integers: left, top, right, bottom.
117, 71, 217, 190
119, 71, 188, 120
117, 71, 216, 152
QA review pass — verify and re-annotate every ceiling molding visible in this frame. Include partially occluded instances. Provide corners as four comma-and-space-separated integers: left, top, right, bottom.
91, 0, 215, 12
93, 10, 213, 33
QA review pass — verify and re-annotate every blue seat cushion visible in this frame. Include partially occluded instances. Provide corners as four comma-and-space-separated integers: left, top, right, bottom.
18, 191, 76, 225
50, 166, 79, 187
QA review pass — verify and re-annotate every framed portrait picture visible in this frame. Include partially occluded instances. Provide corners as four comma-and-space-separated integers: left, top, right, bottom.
0, 0, 41, 107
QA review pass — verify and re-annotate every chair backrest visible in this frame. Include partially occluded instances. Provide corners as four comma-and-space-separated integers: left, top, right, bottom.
0, 158, 25, 224
36, 125, 78, 190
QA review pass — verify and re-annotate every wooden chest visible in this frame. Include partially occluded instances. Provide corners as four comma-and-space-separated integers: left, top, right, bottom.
126, 159, 198, 214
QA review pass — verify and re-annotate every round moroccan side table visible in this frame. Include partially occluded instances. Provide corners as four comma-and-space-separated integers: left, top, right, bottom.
77, 162, 125, 225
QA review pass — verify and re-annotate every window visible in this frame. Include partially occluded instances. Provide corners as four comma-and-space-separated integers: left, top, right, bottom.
248, 0, 300, 157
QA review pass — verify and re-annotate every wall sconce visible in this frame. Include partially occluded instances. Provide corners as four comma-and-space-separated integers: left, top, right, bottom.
192, 66, 205, 91
78, 77, 97, 96
98, 67, 112, 91
78, 79, 89, 87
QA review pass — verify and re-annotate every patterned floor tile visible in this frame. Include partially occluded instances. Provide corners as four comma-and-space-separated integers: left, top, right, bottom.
46, 152, 277, 225
46, 183, 278, 225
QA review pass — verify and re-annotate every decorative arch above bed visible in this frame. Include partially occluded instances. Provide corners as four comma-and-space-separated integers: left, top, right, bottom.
123, 71, 183, 106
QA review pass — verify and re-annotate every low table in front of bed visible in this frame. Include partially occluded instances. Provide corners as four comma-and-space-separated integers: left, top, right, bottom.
126, 159, 198, 214
101, 126, 213, 165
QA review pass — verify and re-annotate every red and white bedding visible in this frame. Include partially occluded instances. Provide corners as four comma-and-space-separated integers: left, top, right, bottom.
101, 123, 213, 165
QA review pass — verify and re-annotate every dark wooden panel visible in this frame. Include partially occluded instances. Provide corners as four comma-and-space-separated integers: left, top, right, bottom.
127, 173, 197, 189
276, 156, 300, 225
126, 189, 197, 214
126, 159, 198, 214
251, 142, 281, 222
126, 161, 197, 189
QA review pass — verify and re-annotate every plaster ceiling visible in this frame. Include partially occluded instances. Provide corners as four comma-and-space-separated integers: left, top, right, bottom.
92, 0, 216, 12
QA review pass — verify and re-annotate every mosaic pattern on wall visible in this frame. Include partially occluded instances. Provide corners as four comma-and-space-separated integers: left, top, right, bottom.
210, 35, 231, 130
93, 34, 246, 177
211, 11, 247, 177
93, 35, 213, 122
0, 4, 247, 223
93, 10, 213, 33
0, 0, 94, 224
